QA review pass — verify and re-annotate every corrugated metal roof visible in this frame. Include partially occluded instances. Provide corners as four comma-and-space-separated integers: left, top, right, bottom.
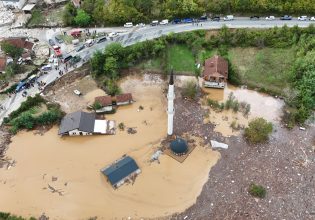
116, 93, 133, 103
58, 111, 95, 135
101, 156, 139, 186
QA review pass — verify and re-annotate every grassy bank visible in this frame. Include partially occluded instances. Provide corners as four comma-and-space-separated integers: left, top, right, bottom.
229, 47, 295, 96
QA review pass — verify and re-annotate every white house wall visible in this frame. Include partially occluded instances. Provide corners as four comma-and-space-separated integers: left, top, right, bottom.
68, 129, 92, 136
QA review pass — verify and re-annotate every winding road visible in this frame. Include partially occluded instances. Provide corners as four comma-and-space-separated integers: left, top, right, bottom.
0, 17, 314, 124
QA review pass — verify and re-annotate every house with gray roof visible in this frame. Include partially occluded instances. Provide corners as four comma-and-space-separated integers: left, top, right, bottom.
58, 111, 116, 136
101, 156, 141, 188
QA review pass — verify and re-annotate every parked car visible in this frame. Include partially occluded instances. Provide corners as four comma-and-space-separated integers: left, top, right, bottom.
265, 16, 275, 20
55, 35, 63, 44
53, 58, 59, 67
124, 22, 133, 28
70, 55, 81, 65
15, 81, 26, 92
97, 36, 107, 44
73, 89, 81, 96
172, 18, 181, 24
280, 15, 292, 20
108, 32, 118, 38
211, 16, 220, 21
311, 17, 315, 21
298, 16, 308, 21
76, 44, 85, 52
71, 30, 82, 37
53, 45, 62, 57
151, 20, 159, 26
160, 19, 169, 25
224, 15, 234, 21
62, 55, 73, 63
136, 23, 145, 27
250, 16, 260, 20
199, 15, 207, 21
182, 18, 193, 23
41, 64, 52, 71
85, 39, 94, 47
48, 39, 55, 46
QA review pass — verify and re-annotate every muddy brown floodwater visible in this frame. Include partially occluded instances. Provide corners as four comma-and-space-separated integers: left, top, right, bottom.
202, 84, 284, 137
0, 75, 220, 220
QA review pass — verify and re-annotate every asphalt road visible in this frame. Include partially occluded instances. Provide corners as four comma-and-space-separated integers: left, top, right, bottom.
1, 17, 314, 124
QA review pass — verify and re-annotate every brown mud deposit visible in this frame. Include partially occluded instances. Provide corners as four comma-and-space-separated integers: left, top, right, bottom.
0, 75, 220, 219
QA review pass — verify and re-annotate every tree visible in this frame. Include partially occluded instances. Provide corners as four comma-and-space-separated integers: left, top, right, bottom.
1, 42, 23, 59
63, 3, 77, 26
74, 9, 91, 27
104, 57, 119, 79
91, 51, 105, 77
244, 118, 273, 144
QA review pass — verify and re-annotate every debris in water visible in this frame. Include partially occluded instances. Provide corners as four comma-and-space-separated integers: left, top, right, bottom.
151, 150, 163, 163
210, 140, 229, 149
127, 127, 137, 134
52, 176, 58, 182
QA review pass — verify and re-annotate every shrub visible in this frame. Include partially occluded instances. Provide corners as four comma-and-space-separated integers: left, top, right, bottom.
92, 101, 102, 110
181, 80, 197, 99
36, 109, 63, 125
118, 122, 125, 131
207, 99, 224, 111
103, 79, 121, 96
244, 118, 273, 144
249, 183, 266, 198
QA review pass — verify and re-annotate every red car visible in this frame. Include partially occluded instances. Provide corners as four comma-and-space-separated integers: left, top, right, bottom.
53, 45, 62, 57
71, 30, 82, 37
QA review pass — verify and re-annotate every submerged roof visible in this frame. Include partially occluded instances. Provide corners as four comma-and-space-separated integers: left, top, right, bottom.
95, 96, 112, 107
58, 111, 95, 135
116, 93, 133, 103
203, 55, 228, 80
101, 156, 139, 186
170, 138, 188, 154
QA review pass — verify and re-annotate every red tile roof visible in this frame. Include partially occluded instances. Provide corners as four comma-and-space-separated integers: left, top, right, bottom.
3, 38, 34, 51
116, 93, 133, 103
0, 57, 6, 72
203, 55, 228, 81
95, 96, 112, 107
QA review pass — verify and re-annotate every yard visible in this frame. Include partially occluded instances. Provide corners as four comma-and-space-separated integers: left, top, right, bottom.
138, 45, 213, 75
229, 47, 295, 95
27, 6, 64, 27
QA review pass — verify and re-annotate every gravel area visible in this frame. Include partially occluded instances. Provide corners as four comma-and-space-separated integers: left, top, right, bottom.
171, 89, 315, 220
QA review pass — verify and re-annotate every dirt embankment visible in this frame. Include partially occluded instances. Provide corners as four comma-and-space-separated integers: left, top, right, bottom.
0, 126, 13, 168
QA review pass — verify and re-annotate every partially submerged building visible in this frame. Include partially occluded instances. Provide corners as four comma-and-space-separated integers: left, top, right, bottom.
58, 111, 116, 136
203, 55, 228, 88
115, 93, 133, 106
170, 138, 188, 156
101, 156, 141, 188
94, 95, 113, 113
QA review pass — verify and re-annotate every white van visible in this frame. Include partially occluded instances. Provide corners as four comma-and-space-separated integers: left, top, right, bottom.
224, 15, 234, 21
124, 22, 133, 28
160, 19, 169, 25
151, 20, 159, 26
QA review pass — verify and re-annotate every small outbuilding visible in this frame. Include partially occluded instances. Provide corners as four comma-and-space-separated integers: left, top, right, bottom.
94, 95, 113, 113
22, 3, 36, 13
115, 93, 133, 106
170, 138, 188, 156
101, 156, 141, 188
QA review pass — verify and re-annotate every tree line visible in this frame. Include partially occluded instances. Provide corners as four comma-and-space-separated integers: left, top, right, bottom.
63, 0, 315, 26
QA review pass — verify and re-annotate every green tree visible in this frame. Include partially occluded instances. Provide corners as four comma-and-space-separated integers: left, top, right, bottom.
181, 80, 197, 99
104, 57, 119, 79
244, 118, 273, 144
63, 3, 77, 26
74, 9, 91, 27
1, 42, 23, 59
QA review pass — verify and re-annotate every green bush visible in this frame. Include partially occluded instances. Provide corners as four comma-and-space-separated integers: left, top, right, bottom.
8, 94, 46, 121
36, 109, 63, 125
181, 80, 197, 99
249, 183, 266, 198
207, 99, 224, 111
0, 211, 36, 220
118, 122, 125, 131
104, 79, 121, 96
244, 118, 273, 144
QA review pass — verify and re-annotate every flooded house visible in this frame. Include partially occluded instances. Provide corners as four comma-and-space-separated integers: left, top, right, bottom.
115, 93, 134, 106
94, 95, 113, 113
203, 55, 228, 88
101, 156, 141, 188
58, 111, 116, 136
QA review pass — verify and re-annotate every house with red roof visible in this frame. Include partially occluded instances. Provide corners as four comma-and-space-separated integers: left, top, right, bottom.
203, 55, 228, 88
